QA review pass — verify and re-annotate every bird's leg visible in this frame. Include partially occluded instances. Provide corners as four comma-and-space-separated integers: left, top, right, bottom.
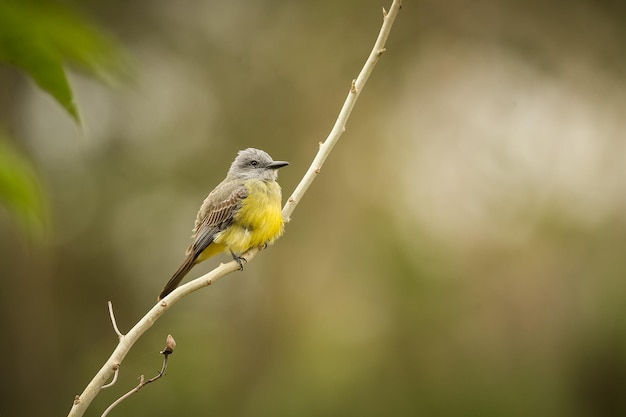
230, 251, 247, 270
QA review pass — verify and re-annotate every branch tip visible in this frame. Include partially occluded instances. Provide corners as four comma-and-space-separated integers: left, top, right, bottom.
161, 334, 176, 355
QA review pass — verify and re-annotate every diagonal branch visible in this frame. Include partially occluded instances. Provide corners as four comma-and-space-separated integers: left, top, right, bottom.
66, 2, 402, 416
282, 0, 402, 222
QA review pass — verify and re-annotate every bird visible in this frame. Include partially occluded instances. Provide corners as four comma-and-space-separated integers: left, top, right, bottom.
158, 148, 289, 300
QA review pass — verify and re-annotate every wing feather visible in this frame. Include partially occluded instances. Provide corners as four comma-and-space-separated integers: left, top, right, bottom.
186, 185, 249, 257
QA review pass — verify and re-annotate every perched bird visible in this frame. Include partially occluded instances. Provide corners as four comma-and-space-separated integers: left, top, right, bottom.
158, 148, 289, 300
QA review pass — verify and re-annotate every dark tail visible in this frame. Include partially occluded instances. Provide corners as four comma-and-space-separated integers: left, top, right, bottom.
158, 254, 197, 300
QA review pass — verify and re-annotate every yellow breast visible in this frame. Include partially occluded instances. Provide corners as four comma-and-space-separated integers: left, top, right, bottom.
214, 179, 284, 254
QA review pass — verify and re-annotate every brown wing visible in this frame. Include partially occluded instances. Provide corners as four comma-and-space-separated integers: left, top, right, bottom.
158, 184, 249, 300
187, 184, 249, 258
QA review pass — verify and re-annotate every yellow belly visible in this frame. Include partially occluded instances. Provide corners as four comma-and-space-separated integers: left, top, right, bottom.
211, 179, 284, 256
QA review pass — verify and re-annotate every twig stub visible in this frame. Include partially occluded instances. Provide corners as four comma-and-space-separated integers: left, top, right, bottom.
350, 79, 358, 94
107, 301, 124, 339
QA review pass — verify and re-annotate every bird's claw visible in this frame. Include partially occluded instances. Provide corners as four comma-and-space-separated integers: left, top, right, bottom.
231, 252, 247, 270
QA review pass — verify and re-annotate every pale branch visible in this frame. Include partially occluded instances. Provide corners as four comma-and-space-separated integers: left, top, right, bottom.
107, 301, 124, 340
66, 2, 402, 416
100, 375, 147, 417
100, 367, 119, 390
100, 335, 176, 417
68, 261, 240, 417
281, 0, 402, 222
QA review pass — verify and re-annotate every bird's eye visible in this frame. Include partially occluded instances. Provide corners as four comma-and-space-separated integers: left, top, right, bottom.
250, 160, 259, 167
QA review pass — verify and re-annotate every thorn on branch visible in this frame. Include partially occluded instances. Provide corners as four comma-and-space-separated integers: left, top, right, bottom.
382, 7, 388, 17
350, 79, 358, 94
314, 167, 321, 174
74, 395, 81, 405
376, 48, 386, 57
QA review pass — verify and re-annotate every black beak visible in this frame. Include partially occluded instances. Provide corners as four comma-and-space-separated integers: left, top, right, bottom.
268, 160, 289, 169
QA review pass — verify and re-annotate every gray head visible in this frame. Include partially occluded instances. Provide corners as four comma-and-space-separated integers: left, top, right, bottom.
227, 148, 289, 181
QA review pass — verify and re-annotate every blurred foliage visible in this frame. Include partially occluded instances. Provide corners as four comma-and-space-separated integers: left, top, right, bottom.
0, 0, 129, 122
0, 135, 48, 239
0, 0, 129, 241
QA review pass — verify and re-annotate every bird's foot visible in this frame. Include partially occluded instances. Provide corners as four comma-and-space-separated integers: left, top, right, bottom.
231, 251, 247, 270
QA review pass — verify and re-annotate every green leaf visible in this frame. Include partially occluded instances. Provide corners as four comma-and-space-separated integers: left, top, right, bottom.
0, 0, 129, 122
0, 136, 49, 241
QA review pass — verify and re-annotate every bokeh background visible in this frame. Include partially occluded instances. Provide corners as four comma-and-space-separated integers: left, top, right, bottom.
2, 0, 626, 416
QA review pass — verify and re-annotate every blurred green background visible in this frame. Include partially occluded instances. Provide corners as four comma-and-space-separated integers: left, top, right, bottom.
2, 0, 626, 416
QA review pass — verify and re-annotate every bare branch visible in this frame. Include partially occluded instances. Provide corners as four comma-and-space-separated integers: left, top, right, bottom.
281, 0, 402, 222
66, 2, 402, 415
100, 375, 144, 417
